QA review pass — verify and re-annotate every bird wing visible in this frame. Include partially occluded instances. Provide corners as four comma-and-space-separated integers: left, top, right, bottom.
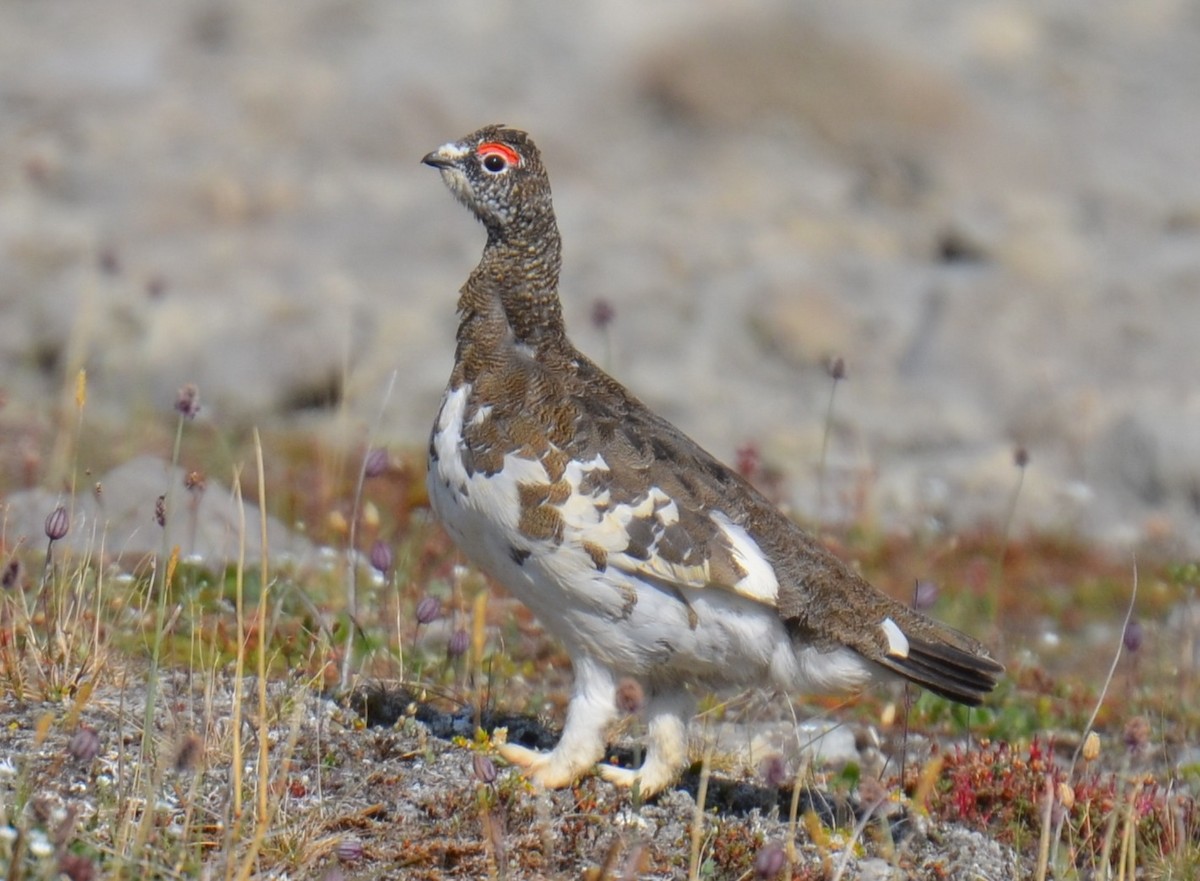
553, 358, 1002, 703
556, 364, 795, 611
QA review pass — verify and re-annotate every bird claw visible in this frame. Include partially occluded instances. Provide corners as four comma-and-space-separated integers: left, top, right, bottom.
496, 742, 582, 790
596, 761, 674, 797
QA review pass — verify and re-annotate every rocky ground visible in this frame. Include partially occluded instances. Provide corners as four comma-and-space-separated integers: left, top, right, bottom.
1, 672, 1021, 880
1, 0, 1198, 552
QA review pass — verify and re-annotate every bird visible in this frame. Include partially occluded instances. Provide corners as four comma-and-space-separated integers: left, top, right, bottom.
422, 125, 1003, 796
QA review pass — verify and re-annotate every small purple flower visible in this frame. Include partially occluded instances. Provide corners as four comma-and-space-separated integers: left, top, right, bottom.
1014, 446, 1030, 468
68, 727, 101, 764
336, 838, 364, 864
826, 355, 847, 381
1124, 716, 1150, 755
363, 447, 389, 478
913, 580, 939, 611
591, 298, 616, 331
175, 733, 204, 772
155, 494, 167, 527
758, 754, 789, 789
146, 274, 168, 299
1123, 619, 1144, 654
175, 383, 201, 420
98, 247, 121, 276
473, 753, 497, 784
2, 558, 22, 589
45, 505, 70, 542
369, 540, 393, 575
447, 628, 469, 659
754, 842, 787, 879
57, 854, 96, 881
415, 596, 442, 625
735, 442, 761, 481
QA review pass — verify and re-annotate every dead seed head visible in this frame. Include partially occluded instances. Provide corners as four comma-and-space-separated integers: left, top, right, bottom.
45, 505, 70, 541
1081, 731, 1101, 762
155, 494, 167, 527
1056, 780, 1075, 812
615, 678, 645, 715
175, 383, 201, 419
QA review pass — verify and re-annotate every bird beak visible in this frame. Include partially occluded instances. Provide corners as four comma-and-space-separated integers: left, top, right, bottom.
423, 141, 468, 169
422, 150, 453, 169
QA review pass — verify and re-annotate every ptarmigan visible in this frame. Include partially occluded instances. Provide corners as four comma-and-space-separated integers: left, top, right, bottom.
423, 125, 1002, 795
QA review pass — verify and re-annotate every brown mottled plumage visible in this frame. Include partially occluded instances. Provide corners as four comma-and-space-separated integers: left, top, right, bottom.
423, 125, 1003, 795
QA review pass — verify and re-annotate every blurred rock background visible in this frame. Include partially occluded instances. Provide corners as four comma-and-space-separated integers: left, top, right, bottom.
2, 0, 1198, 551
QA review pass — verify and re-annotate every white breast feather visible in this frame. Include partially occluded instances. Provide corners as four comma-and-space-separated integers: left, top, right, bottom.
433, 386, 471, 493
431, 386, 549, 540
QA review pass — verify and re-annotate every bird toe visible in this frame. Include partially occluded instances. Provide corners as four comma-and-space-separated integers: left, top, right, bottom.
596, 761, 674, 797
497, 743, 586, 789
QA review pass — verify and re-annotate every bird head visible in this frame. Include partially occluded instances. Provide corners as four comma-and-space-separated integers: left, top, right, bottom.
422, 125, 551, 236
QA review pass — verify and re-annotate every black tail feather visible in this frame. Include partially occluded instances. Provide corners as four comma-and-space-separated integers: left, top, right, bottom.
875, 635, 1004, 706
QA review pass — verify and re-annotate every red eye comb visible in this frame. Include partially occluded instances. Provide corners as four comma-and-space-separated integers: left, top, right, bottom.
478, 142, 520, 166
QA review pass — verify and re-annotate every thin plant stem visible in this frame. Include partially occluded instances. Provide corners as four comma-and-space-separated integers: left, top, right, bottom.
687, 747, 712, 881
253, 428, 270, 824
231, 467, 247, 826
831, 792, 889, 881
991, 449, 1028, 623
1068, 561, 1138, 778
1034, 773, 1054, 881
141, 411, 188, 760
816, 375, 840, 516
340, 369, 399, 691
1051, 560, 1140, 871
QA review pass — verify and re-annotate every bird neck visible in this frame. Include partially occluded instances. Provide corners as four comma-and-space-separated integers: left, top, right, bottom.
455, 219, 567, 356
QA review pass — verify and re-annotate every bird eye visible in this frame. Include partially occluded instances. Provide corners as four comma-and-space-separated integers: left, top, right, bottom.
477, 142, 520, 174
